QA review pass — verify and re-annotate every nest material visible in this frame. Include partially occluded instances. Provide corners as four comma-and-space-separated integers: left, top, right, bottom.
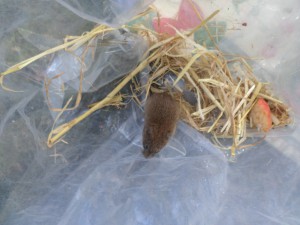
0, 7, 291, 156
134, 27, 291, 156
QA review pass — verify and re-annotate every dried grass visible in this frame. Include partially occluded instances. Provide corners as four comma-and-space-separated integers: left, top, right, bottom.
132, 20, 291, 157
0, 5, 291, 156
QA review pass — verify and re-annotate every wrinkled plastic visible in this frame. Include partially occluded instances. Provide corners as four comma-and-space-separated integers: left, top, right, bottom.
153, 0, 204, 36
1, 0, 300, 225
45, 30, 147, 118
57, 0, 154, 26
0, 100, 228, 224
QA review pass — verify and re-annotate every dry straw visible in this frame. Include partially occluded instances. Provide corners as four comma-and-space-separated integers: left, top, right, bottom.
0, 4, 291, 156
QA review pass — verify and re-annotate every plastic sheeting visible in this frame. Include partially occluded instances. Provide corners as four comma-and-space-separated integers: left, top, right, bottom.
57, 0, 153, 26
1, 0, 300, 225
45, 30, 147, 118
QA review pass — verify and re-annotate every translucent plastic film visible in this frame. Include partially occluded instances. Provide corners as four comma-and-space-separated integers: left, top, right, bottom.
1, 0, 300, 225
57, 0, 154, 26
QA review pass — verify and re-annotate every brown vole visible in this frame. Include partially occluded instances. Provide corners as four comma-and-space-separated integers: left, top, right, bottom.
142, 92, 180, 157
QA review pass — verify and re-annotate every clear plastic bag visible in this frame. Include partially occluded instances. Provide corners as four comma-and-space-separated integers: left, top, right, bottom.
0, 99, 228, 224
57, 0, 154, 26
1, 0, 300, 225
45, 30, 147, 118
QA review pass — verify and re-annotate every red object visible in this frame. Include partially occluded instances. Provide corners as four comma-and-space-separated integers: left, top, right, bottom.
250, 98, 272, 132
153, 0, 204, 36
152, 18, 180, 36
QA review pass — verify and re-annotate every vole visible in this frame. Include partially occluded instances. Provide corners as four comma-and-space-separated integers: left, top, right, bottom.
142, 92, 180, 157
